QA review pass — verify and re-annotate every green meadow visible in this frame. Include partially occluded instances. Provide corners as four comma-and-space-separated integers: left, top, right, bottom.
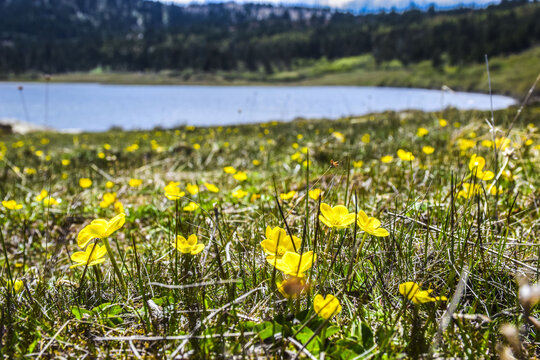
0, 104, 540, 358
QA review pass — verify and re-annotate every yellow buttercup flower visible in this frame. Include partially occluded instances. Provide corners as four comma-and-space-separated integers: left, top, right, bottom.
277, 278, 308, 299
250, 193, 261, 202
70, 243, 107, 269
357, 211, 389, 237
233, 171, 248, 181
164, 181, 185, 200
128, 178, 143, 187
469, 154, 494, 181
457, 183, 482, 199
439, 119, 447, 127
280, 191, 296, 200
252, 159, 261, 166
422, 146, 435, 155
204, 182, 219, 193
106, 181, 115, 189
186, 183, 199, 195
260, 226, 301, 260
99, 192, 116, 208
457, 139, 475, 151
308, 188, 322, 200
173, 234, 205, 255
381, 155, 393, 163
24, 167, 36, 175
399, 282, 447, 305
35, 189, 48, 202
361, 133, 370, 144
267, 251, 316, 278
77, 213, 126, 249
397, 149, 415, 161
494, 137, 511, 150
183, 201, 199, 212
79, 178, 92, 188
231, 189, 248, 199
6, 279, 24, 294
193, 143, 201, 150
352, 160, 363, 168
114, 201, 124, 214
43, 197, 59, 207
416, 127, 429, 137
319, 203, 356, 229
332, 132, 345, 143
2, 200, 23, 210
223, 166, 236, 174
313, 294, 342, 319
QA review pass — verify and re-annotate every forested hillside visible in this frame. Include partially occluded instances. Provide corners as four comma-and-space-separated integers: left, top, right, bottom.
0, 0, 539, 74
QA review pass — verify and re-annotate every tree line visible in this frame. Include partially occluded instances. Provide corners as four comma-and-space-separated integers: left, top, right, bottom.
0, 0, 538, 74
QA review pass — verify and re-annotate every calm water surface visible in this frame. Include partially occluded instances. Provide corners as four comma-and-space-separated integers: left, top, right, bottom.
0, 83, 516, 132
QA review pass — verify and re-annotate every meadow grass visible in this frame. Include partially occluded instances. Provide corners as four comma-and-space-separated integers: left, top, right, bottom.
0, 104, 539, 358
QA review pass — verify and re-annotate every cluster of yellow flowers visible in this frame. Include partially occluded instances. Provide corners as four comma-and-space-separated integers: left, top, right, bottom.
319, 203, 389, 237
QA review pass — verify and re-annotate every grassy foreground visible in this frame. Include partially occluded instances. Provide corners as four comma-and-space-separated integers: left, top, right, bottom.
0, 104, 540, 358
5, 46, 540, 99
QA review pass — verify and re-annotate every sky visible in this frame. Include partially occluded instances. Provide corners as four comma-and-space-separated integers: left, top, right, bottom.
162, 0, 500, 11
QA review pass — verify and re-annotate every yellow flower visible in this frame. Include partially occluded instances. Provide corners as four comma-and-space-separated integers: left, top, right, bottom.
357, 211, 389, 237
6, 279, 24, 294
114, 201, 124, 214
173, 234, 205, 255
292, 142, 299, 149
70, 243, 107, 269
35, 189, 48, 202
297, 134, 303, 140
232, 189, 248, 199
77, 213, 126, 249
381, 155, 393, 163
332, 132, 345, 143
457, 183, 482, 199
204, 182, 219, 193
2, 200, 23, 210
43, 197, 59, 207
128, 178, 143, 187
494, 137, 511, 150
98, 152, 105, 159
79, 178, 92, 188
183, 202, 199, 212
267, 251, 316, 278
103, 144, 111, 150
277, 278, 308, 299
319, 203, 356, 229
457, 138, 476, 152
164, 181, 185, 200
352, 160, 363, 168
250, 193, 261, 202
308, 188, 322, 200
416, 128, 429, 137
125, 143, 139, 152
106, 181, 114, 189
223, 166, 236, 174
469, 154, 494, 181
99, 192, 116, 208
193, 143, 201, 150
397, 149, 415, 161
361, 133, 370, 144
422, 146, 435, 155
35, 150, 44, 157
24, 167, 36, 175
233, 171, 248, 181
260, 226, 301, 260
399, 282, 447, 305
313, 294, 342, 319
252, 159, 261, 166
280, 191, 296, 200
481, 140, 493, 148
291, 152, 302, 162
186, 183, 199, 195
439, 119, 447, 127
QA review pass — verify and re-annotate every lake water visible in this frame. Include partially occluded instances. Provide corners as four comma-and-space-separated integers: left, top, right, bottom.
0, 82, 516, 132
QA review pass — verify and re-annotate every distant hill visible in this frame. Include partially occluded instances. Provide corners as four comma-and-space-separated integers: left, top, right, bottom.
0, 0, 538, 74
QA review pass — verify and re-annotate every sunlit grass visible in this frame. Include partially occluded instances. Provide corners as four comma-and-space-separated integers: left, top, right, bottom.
0, 105, 539, 358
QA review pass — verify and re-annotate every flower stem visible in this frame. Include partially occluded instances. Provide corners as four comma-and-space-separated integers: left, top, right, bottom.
102, 237, 128, 294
